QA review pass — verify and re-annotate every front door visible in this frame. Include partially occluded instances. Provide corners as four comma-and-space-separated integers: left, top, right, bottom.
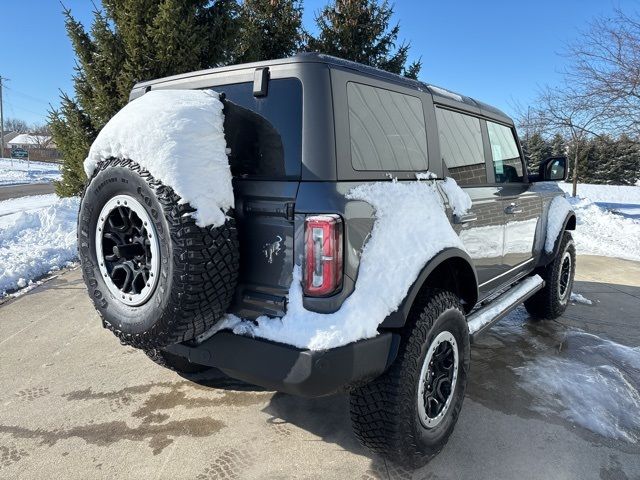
486, 120, 539, 273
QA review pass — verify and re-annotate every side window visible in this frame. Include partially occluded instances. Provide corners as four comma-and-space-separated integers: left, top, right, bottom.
435, 108, 487, 185
487, 121, 524, 183
347, 82, 428, 171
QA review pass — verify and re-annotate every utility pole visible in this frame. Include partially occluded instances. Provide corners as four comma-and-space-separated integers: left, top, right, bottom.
0, 75, 5, 163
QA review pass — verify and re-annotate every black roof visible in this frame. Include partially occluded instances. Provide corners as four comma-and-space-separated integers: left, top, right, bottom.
133, 52, 511, 122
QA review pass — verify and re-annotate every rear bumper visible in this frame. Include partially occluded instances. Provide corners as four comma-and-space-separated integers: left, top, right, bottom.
164, 331, 400, 397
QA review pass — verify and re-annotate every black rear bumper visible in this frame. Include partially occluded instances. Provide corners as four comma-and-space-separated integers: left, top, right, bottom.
164, 331, 400, 397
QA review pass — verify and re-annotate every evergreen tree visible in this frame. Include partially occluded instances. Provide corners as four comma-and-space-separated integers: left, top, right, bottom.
50, 1, 238, 197
608, 135, 640, 186
523, 132, 551, 174
236, 0, 303, 62
306, 0, 421, 79
550, 133, 566, 157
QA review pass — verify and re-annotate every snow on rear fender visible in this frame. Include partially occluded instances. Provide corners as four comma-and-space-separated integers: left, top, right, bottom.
208, 179, 473, 351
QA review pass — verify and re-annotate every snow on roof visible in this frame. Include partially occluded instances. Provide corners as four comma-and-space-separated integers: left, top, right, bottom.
7, 134, 51, 145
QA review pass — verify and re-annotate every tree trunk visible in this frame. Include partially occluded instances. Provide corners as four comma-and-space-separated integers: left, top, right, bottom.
572, 149, 579, 197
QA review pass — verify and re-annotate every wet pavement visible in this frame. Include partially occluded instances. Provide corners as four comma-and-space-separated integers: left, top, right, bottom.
0, 183, 55, 201
0, 255, 638, 479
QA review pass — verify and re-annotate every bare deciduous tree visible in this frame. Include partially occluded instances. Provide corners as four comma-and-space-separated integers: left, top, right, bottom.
520, 85, 610, 196
567, 8, 640, 136
3, 118, 29, 133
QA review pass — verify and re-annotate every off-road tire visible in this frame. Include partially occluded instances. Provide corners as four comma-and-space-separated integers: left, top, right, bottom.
349, 289, 470, 467
144, 348, 210, 374
525, 231, 575, 319
78, 158, 239, 349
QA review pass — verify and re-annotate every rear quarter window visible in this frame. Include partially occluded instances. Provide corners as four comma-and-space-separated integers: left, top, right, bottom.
217, 78, 302, 179
347, 82, 428, 171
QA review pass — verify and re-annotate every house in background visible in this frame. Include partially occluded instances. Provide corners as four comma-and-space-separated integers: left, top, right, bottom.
3, 133, 61, 162
8, 133, 55, 149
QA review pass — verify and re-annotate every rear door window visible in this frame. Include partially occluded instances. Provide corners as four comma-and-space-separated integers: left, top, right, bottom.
217, 78, 302, 179
486, 121, 524, 183
435, 108, 487, 185
347, 82, 428, 171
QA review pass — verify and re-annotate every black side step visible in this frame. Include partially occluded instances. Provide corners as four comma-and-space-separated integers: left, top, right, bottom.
467, 275, 544, 343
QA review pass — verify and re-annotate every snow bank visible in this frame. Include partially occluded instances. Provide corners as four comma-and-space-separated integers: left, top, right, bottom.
213, 180, 468, 350
545, 195, 573, 253
84, 89, 233, 228
569, 196, 640, 261
0, 158, 61, 186
560, 182, 640, 204
515, 331, 640, 443
0, 194, 79, 296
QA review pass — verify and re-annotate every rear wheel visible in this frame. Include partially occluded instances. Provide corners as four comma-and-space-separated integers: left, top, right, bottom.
525, 231, 575, 319
349, 290, 470, 467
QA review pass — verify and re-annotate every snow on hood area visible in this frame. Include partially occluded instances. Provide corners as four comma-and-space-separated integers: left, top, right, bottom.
212, 179, 470, 350
84, 89, 233, 228
0, 194, 79, 296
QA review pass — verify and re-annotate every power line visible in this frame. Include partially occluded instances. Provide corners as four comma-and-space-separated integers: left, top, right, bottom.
4, 85, 51, 106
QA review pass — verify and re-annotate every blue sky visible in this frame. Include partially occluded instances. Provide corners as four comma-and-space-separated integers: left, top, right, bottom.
1, 0, 637, 126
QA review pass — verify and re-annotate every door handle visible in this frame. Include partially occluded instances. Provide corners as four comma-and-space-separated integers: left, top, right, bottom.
505, 203, 523, 214
454, 213, 478, 224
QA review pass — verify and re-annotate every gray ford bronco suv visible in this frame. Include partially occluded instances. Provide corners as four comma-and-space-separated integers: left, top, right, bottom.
78, 53, 576, 466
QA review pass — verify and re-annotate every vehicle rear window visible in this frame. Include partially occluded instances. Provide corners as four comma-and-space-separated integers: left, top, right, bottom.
487, 121, 524, 183
347, 82, 428, 171
216, 78, 302, 179
435, 107, 487, 185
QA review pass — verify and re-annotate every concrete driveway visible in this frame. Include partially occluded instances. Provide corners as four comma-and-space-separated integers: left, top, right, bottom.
0, 255, 638, 479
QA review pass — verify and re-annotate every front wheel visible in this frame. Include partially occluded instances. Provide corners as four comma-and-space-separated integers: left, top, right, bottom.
349, 289, 470, 467
525, 231, 576, 319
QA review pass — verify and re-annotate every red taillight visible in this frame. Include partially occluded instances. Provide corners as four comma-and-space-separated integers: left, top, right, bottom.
304, 214, 343, 297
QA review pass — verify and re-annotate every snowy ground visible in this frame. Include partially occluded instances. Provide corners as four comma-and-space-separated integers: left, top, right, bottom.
0, 157, 61, 186
0, 194, 79, 297
560, 183, 640, 261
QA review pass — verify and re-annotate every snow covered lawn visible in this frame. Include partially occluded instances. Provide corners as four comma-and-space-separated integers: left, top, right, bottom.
562, 183, 640, 261
0, 194, 79, 297
0, 157, 61, 186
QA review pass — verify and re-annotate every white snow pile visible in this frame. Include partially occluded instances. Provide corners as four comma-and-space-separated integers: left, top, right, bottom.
213, 179, 470, 350
570, 292, 593, 305
515, 331, 640, 443
84, 89, 233, 228
568, 196, 640, 261
545, 195, 573, 253
0, 158, 61, 186
0, 194, 79, 297
559, 182, 640, 204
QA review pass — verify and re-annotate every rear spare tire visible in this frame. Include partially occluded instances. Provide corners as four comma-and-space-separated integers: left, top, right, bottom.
78, 158, 239, 348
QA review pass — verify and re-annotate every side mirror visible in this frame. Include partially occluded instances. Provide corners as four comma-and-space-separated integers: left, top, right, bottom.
530, 156, 568, 182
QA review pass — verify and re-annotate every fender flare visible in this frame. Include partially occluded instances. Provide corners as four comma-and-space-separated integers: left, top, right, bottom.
380, 248, 478, 329
538, 211, 577, 267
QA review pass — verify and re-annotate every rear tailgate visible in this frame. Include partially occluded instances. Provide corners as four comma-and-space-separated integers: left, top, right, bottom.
230, 179, 299, 319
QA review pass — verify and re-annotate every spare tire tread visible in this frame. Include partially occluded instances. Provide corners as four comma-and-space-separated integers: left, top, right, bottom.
80, 158, 240, 349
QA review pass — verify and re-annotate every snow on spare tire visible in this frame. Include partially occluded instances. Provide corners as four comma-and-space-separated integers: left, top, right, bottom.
79, 90, 239, 349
